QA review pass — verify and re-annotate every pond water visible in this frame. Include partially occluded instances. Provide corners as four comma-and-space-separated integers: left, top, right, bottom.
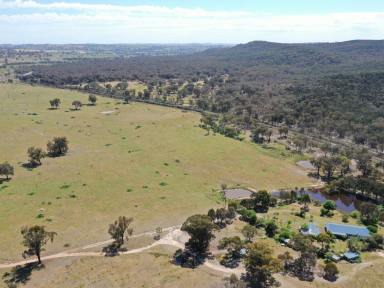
271, 189, 367, 213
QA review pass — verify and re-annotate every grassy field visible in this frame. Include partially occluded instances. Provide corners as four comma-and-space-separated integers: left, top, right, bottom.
0, 246, 224, 288
1, 201, 383, 288
0, 83, 313, 261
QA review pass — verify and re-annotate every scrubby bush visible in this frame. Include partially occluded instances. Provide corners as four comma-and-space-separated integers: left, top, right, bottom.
367, 225, 378, 234
88, 94, 97, 105
265, 221, 278, 238
350, 211, 360, 219
323, 262, 339, 282
238, 208, 257, 225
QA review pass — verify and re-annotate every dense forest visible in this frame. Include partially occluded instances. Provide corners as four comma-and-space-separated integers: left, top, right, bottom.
16, 40, 384, 151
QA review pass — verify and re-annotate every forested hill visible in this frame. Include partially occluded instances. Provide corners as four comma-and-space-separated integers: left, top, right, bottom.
18, 40, 384, 84
198, 40, 384, 73
203, 40, 384, 60
16, 40, 384, 150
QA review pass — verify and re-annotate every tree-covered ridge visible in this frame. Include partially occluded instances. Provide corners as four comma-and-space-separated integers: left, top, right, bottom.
18, 40, 384, 84
16, 40, 384, 150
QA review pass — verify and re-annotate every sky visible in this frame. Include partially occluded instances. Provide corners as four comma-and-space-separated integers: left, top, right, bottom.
1, 0, 384, 44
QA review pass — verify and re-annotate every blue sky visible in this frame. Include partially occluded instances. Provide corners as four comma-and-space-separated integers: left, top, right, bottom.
33, 0, 384, 13
1, 0, 384, 43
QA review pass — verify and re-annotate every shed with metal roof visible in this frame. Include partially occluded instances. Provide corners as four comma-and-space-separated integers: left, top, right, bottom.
325, 223, 370, 238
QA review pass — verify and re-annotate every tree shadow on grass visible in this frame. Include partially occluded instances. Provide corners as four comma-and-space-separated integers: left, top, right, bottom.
2, 263, 43, 287
21, 162, 39, 171
0, 178, 11, 185
172, 248, 208, 268
102, 242, 127, 257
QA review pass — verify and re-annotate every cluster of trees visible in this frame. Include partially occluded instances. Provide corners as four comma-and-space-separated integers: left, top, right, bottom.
308, 144, 384, 205
199, 113, 242, 140
1, 137, 69, 182
49, 95, 97, 111
320, 200, 337, 217
174, 214, 215, 267
174, 206, 284, 287
282, 234, 319, 282
239, 190, 274, 213
251, 125, 273, 144
174, 206, 238, 268
310, 154, 351, 180
207, 207, 236, 227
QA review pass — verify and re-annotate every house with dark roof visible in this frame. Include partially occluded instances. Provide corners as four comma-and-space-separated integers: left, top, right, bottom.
325, 223, 370, 238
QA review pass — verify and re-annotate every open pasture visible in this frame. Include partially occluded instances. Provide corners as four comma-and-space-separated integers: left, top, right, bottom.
0, 83, 313, 261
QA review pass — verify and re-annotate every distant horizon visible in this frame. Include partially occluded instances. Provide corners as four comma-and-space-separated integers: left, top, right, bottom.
1, 39, 384, 46
1, 0, 384, 43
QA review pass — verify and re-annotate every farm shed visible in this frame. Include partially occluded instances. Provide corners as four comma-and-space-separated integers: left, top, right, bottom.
325, 223, 370, 238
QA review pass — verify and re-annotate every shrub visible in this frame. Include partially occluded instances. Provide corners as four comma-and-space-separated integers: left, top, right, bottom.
367, 225, 378, 234
228, 201, 239, 210
278, 226, 294, 242
88, 94, 97, 105
72, 100, 82, 110
347, 237, 364, 252
323, 262, 339, 282
323, 200, 336, 211
265, 221, 278, 238
320, 208, 334, 217
350, 211, 360, 219
366, 234, 384, 250
301, 223, 309, 231
342, 214, 349, 223
239, 209, 257, 225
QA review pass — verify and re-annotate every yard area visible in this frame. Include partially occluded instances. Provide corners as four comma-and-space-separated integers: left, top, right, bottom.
208, 202, 384, 288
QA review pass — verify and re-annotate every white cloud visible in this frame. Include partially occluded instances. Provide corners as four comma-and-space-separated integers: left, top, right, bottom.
0, 0, 383, 43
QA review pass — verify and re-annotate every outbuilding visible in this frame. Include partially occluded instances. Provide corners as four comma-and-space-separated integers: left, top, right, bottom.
325, 223, 370, 239
342, 251, 360, 263
301, 223, 320, 237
